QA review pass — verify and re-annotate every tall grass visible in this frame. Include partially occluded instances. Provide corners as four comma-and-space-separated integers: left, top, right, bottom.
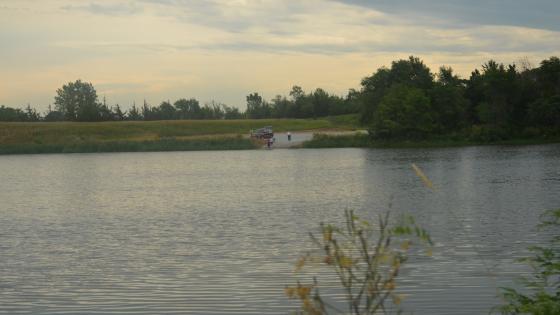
0, 117, 359, 145
0, 116, 360, 154
0, 136, 257, 155
303, 134, 370, 148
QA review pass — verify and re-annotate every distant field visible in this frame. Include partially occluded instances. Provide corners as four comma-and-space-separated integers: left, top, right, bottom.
0, 115, 361, 154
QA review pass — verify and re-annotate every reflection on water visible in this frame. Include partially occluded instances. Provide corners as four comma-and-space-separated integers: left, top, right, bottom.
1, 145, 559, 314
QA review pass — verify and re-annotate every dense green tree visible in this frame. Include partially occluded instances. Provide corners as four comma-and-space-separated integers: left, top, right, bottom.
246, 93, 271, 119
328, 89, 359, 116
54, 80, 100, 121
438, 66, 463, 87
430, 67, 468, 133
25, 104, 41, 122
360, 56, 433, 124
286, 85, 312, 118
311, 88, 331, 118
127, 103, 142, 120
174, 98, 201, 119
528, 96, 560, 128
270, 95, 290, 118
389, 56, 434, 90
222, 104, 243, 119
371, 85, 434, 139
289, 85, 305, 101
537, 56, 560, 97
44, 110, 64, 122
3, 55, 559, 133
0, 105, 28, 121
344, 89, 361, 114
512, 67, 539, 129
142, 100, 152, 120
465, 69, 485, 124
0, 104, 43, 122
98, 98, 114, 121
521, 56, 560, 132
199, 101, 226, 119
360, 68, 391, 124
158, 101, 176, 120
473, 61, 519, 128
113, 104, 125, 121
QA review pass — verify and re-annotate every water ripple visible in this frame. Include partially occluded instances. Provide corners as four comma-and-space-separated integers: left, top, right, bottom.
1, 146, 560, 314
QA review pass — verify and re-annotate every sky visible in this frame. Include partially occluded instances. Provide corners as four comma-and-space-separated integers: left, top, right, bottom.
1, 0, 560, 111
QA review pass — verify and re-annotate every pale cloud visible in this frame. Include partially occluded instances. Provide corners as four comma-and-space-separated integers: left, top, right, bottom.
61, 2, 142, 16
0, 0, 559, 110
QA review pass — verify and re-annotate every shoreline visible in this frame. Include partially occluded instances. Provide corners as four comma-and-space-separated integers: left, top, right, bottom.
0, 117, 358, 155
302, 133, 560, 149
0, 136, 257, 155
1, 132, 559, 155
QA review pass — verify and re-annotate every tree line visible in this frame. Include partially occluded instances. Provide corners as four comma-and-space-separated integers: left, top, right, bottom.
0, 80, 246, 122
0, 82, 242, 122
361, 56, 560, 140
244, 87, 359, 119
0, 81, 358, 122
1, 56, 559, 141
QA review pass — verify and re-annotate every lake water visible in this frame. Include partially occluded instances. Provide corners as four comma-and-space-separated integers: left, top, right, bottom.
1, 145, 560, 314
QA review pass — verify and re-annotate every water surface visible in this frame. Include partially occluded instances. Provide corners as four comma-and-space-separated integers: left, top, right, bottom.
1, 145, 560, 314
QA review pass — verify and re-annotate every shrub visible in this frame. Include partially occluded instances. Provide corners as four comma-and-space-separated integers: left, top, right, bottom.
494, 209, 560, 315
286, 209, 432, 314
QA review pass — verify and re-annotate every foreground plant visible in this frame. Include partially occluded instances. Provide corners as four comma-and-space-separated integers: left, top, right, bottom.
286, 208, 432, 315
494, 209, 560, 315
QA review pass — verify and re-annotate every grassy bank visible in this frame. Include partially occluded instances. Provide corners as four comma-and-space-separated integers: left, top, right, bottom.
302, 133, 560, 149
0, 135, 257, 155
0, 115, 361, 154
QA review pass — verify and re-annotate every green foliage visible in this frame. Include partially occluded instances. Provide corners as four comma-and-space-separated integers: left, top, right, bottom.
287, 209, 432, 315
359, 55, 560, 142
468, 124, 510, 142
431, 67, 468, 133
174, 98, 201, 119
328, 89, 357, 116
127, 103, 142, 120
325, 114, 362, 129
140, 99, 236, 121
246, 92, 271, 119
0, 117, 360, 154
0, 104, 42, 122
244, 86, 356, 120
303, 133, 369, 148
474, 61, 518, 127
494, 209, 560, 315
537, 57, 560, 97
54, 80, 100, 121
370, 85, 434, 139
158, 101, 176, 120
0, 105, 30, 122
360, 56, 434, 125
222, 104, 243, 119
112, 104, 125, 121
43, 110, 65, 122
388, 56, 434, 90
528, 96, 560, 127
0, 135, 257, 154
4, 55, 560, 143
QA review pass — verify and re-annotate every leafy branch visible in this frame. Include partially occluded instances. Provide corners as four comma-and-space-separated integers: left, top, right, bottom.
494, 209, 560, 315
286, 209, 432, 315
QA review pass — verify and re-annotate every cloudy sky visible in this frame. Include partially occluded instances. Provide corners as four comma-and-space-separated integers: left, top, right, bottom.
1, 0, 559, 111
